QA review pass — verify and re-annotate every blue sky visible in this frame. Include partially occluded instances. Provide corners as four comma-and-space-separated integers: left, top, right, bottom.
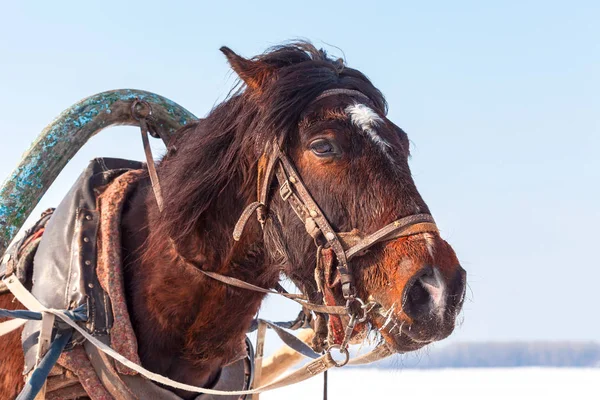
1, 1, 599, 349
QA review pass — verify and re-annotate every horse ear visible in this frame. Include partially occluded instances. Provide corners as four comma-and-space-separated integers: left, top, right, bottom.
220, 46, 275, 92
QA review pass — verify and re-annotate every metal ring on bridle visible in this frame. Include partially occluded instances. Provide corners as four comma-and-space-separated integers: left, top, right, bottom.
326, 344, 350, 367
350, 297, 377, 323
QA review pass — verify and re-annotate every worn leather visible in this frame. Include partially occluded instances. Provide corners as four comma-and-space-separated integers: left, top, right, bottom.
12, 157, 254, 398
84, 336, 254, 400
22, 158, 142, 374
0, 210, 52, 294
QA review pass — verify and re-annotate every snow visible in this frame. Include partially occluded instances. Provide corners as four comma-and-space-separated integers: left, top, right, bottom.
261, 368, 599, 399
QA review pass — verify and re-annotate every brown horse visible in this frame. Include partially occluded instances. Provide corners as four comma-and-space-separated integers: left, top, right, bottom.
0, 42, 466, 398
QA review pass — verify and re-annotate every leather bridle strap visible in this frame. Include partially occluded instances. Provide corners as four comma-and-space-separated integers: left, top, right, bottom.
342, 214, 438, 260
312, 88, 372, 104
132, 100, 165, 212
172, 246, 348, 315
273, 147, 355, 300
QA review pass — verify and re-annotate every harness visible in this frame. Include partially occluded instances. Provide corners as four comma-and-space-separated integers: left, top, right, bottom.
133, 88, 441, 393
0, 88, 440, 399
1, 159, 254, 400
143, 88, 439, 361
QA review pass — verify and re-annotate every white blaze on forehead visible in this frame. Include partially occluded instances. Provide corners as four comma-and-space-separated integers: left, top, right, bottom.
345, 103, 394, 161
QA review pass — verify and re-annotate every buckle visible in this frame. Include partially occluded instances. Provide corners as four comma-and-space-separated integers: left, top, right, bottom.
279, 179, 293, 201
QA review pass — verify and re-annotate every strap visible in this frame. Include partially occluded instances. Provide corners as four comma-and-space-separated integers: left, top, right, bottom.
258, 141, 280, 207
311, 89, 372, 105
0, 318, 27, 335
275, 150, 355, 300
2, 275, 390, 396
36, 312, 55, 366
233, 202, 264, 241
251, 321, 267, 400
260, 320, 320, 360
194, 268, 347, 315
344, 215, 437, 260
132, 99, 165, 212
140, 118, 165, 212
17, 330, 73, 400
233, 141, 282, 240
172, 249, 348, 315
347, 344, 393, 365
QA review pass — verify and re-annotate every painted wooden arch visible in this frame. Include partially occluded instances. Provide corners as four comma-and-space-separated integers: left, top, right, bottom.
0, 89, 198, 255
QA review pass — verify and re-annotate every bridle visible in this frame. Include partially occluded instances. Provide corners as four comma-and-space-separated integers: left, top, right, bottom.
137, 88, 439, 362
225, 88, 439, 357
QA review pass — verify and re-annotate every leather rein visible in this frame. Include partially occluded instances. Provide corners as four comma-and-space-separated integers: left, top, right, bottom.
135, 88, 439, 360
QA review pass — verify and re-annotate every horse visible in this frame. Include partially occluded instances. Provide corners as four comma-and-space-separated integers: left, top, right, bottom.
0, 42, 467, 399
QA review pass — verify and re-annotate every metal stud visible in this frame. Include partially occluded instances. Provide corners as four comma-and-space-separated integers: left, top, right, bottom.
83, 237, 90, 243
84, 260, 91, 266
289, 176, 297, 183
88, 283, 94, 289
309, 210, 318, 218
325, 232, 336, 241
85, 215, 92, 221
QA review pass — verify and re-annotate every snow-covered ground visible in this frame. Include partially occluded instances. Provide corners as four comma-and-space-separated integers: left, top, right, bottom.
261, 368, 599, 399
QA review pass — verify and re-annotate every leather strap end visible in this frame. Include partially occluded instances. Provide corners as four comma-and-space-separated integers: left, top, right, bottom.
341, 281, 355, 301
233, 202, 264, 241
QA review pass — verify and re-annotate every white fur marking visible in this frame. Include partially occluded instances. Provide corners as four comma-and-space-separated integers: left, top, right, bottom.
346, 103, 395, 163
423, 233, 436, 258
419, 268, 447, 320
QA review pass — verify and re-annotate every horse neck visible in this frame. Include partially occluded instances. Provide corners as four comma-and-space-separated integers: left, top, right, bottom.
121, 172, 276, 390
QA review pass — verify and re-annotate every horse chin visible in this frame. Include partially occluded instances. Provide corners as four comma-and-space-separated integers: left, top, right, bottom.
370, 313, 444, 353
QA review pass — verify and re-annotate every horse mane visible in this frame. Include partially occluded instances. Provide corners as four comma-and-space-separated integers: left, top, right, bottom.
156, 41, 388, 246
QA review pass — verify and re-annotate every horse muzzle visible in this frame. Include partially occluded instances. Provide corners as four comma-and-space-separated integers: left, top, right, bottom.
374, 265, 467, 351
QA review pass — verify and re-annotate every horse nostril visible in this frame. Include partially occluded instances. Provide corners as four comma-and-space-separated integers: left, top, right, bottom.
403, 267, 446, 321
405, 279, 430, 319
404, 279, 431, 320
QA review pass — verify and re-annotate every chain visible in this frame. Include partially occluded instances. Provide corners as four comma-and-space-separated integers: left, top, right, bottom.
325, 296, 377, 367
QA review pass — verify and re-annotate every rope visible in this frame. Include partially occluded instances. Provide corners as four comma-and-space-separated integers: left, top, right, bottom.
16, 330, 72, 400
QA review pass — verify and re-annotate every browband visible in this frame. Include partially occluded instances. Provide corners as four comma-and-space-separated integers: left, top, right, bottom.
310, 88, 372, 105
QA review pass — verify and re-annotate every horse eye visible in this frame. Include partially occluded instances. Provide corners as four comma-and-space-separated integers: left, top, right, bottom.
309, 139, 336, 157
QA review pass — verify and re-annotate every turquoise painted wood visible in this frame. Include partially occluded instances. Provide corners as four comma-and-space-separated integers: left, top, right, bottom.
0, 89, 198, 255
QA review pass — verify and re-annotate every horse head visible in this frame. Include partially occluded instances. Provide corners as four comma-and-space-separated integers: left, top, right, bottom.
216, 43, 467, 353
154, 42, 465, 365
